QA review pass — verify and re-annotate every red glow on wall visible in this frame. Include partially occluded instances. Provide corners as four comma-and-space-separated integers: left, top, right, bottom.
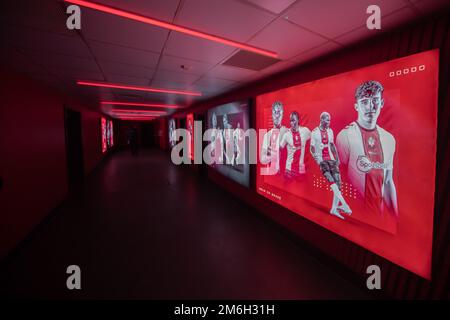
256, 50, 439, 279
76, 80, 202, 96
64, 0, 277, 58
110, 109, 166, 114
186, 113, 194, 161
101, 117, 107, 153
107, 119, 114, 148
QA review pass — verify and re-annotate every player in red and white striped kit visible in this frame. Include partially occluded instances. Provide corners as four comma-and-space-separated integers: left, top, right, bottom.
233, 122, 244, 165
280, 111, 311, 177
260, 101, 288, 175
222, 113, 235, 165
336, 80, 398, 216
310, 112, 352, 219
210, 112, 223, 165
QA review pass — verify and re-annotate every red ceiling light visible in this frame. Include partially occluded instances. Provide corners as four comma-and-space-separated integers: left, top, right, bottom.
64, 0, 278, 58
110, 109, 166, 114
112, 114, 157, 117
118, 118, 155, 121
117, 115, 156, 119
77, 80, 202, 96
111, 114, 162, 118
110, 112, 163, 117
116, 115, 157, 118
101, 101, 180, 109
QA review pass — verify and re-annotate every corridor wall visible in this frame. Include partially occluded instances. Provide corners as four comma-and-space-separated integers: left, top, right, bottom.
178, 10, 450, 298
0, 66, 107, 259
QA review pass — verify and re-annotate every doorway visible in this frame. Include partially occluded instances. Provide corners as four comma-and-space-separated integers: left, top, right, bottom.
141, 123, 155, 148
64, 107, 84, 191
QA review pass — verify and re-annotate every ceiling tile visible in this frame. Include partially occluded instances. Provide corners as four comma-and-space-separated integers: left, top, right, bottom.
19, 51, 101, 73
152, 69, 201, 85
88, 41, 160, 68
99, 60, 155, 79
81, 7, 169, 53
47, 67, 105, 82
243, 0, 297, 14
112, 91, 146, 101
284, 0, 408, 39
249, 18, 328, 60
69, 84, 113, 97
164, 32, 236, 64
260, 60, 297, 75
92, 0, 181, 22
205, 64, 258, 81
106, 74, 151, 86
289, 41, 342, 64
2, 25, 92, 58
143, 92, 200, 106
0, 0, 72, 36
150, 80, 198, 91
158, 55, 213, 75
194, 77, 239, 91
334, 7, 416, 46
175, 0, 275, 42
333, 25, 375, 46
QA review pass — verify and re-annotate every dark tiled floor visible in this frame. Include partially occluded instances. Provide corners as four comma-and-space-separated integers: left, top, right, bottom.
0, 149, 370, 299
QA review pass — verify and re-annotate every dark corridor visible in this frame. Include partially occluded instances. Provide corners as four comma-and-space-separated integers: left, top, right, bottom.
0, 150, 368, 299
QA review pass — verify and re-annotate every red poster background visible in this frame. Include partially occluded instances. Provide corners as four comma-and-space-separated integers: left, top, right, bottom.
186, 113, 194, 160
256, 50, 439, 279
101, 117, 107, 153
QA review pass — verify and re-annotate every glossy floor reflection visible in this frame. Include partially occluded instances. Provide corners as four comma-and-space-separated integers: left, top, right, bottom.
0, 149, 370, 299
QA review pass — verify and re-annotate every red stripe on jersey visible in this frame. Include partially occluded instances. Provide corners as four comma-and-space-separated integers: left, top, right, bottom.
212, 131, 222, 162
292, 129, 302, 172
270, 130, 279, 151
320, 129, 332, 161
360, 126, 384, 213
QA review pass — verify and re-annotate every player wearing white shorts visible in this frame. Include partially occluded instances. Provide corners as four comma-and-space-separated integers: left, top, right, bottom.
260, 101, 288, 175
310, 112, 351, 219
222, 113, 235, 165
336, 80, 398, 216
233, 122, 244, 165
169, 119, 176, 148
280, 111, 311, 177
210, 112, 223, 164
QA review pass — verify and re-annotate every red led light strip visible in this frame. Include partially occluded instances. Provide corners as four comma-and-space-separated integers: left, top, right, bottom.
117, 117, 155, 121
64, 0, 277, 58
77, 80, 202, 96
111, 115, 161, 118
101, 101, 180, 109
110, 109, 166, 114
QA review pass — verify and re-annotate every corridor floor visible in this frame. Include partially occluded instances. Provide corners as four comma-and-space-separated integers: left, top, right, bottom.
1, 149, 370, 299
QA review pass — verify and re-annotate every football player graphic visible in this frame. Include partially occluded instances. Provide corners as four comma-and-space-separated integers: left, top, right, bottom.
336, 80, 398, 217
280, 111, 311, 177
260, 101, 288, 175
311, 112, 352, 219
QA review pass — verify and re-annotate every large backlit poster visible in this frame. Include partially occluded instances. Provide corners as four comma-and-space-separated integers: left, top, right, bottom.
186, 113, 194, 160
168, 118, 176, 148
256, 49, 438, 279
206, 100, 250, 187
101, 117, 107, 153
107, 119, 114, 148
